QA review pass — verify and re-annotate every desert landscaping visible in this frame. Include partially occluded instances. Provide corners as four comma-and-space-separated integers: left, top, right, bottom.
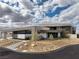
0, 38, 79, 53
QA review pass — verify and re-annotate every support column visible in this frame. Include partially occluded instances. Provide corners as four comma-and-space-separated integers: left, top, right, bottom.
0, 32, 3, 39
57, 26, 61, 38
2, 32, 7, 39
31, 26, 38, 41
70, 27, 73, 34
0, 31, 2, 39
58, 32, 61, 38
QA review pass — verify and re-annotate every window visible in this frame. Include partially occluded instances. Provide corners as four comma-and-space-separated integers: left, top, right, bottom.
50, 27, 57, 30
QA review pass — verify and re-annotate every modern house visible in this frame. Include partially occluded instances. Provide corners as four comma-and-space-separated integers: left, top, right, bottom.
12, 21, 76, 40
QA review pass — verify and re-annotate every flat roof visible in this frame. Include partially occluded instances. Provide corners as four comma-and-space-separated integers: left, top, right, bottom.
0, 21, 71, 32
38, 21, 71, 27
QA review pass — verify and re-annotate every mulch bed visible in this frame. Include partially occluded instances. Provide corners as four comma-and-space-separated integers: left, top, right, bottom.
0, 44, 79, 59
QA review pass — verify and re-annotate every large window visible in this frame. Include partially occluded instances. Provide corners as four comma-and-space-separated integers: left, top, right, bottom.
50, 27, 57, 30
13, 30, 31, 34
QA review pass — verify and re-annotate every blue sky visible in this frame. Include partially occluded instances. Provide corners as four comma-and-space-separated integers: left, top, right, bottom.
45, 5, 70, 17
0, 0, 71, 18
30, 0, 48, 5
30, 0, 71, 17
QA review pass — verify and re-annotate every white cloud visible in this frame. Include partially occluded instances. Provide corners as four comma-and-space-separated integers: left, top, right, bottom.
58, 3, 79, 33
0, 0, 79, 32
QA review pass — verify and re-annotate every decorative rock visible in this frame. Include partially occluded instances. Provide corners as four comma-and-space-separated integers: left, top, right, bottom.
19, 46, 23, 48
24, 43, 28, 46
22, 50, 28, 52
22, 41, 26, 42
0, 39, 3, 40
31, 43, 36, 47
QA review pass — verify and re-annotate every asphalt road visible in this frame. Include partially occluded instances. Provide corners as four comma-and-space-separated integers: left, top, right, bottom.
0, 44, 79, 59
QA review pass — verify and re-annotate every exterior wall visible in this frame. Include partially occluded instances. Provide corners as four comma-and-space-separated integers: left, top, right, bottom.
69, 34, 77, 39
12, 34, 17, 39
12, 30, 31, 39
12, 26, 74, 40
46, 26, 73, 38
